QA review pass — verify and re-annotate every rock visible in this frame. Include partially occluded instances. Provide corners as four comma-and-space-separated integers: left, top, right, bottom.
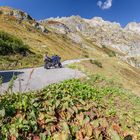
13, 10, 33, 20
0, 6, 33, 21
68, 33, 83, 44
125, 22, 140, 34
40, 20, 71, 34
32, 22, 48, 33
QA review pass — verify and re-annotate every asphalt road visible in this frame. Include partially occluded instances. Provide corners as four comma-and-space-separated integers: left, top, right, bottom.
0, 58, 94, 93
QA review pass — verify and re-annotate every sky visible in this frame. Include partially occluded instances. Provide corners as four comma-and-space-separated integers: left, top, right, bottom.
0, 0, 139, 27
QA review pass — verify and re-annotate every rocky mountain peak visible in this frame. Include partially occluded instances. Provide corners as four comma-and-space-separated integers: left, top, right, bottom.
125, 22, 140, 34
89, 17, 104, 23
84, 17, 121, 29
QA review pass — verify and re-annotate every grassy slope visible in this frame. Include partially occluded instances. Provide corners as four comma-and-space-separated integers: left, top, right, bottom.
0, 10, 121, 70
0, 14, 95, 70
68, 58, 140, 96
67, 59, 140, 138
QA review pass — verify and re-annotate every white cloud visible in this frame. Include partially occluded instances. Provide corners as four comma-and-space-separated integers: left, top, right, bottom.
97, 1, 102, 7
97, 0, 113, 10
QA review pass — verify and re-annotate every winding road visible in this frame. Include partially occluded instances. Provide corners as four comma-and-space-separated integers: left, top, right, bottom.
0, 58, 93, 93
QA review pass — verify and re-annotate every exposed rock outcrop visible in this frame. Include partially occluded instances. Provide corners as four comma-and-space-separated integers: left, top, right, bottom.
32, 22, 48, 33
0, 6, 33, 21
0, 6, 48, 34
125, 22, 140, 34
40, 20, 71, 34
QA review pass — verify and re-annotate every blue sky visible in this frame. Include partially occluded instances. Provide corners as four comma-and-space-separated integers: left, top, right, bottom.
0, 0, 139, 27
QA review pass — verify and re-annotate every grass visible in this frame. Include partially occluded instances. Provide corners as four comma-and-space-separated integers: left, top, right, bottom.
0, 31, 30, 55
0, 54, 42, 70
68, 58, 140, 96
0, 30, 45, 70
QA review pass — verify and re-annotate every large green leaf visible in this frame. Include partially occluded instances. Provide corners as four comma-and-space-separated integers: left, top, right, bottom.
0, 108, 5, 118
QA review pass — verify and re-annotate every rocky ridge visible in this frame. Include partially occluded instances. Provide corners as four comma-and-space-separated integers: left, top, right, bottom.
125, 22, 140, 34
40, 16, 140, 68
0, 6, 48, 33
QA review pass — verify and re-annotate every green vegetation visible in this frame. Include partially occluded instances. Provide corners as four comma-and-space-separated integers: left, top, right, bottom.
0, 78, 140, 139
0, 30, 45, 70
0, 54, 42, 70
0, 31, 30, 55
102, 45, 116, 57
84, 75, 140, 138
68, 58, 140, 95
90, 60, 103, 68
0, 14, 92, 70
68, 60, 140, 139
0, 7, 140, 140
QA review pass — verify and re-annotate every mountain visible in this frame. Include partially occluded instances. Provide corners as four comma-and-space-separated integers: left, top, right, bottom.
0, 7, 90, 70
1, 6, 140, 70
40, 16, 140, 68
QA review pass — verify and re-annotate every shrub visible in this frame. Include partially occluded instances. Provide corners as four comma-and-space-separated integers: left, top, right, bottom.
0, 31, 29, 55
0, 11, 3, 14
90, 59, 103, 68
102, 45, 116, 57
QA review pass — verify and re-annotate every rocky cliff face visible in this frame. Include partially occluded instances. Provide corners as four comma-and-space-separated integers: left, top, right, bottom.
0, 6, 33, 21
0, 6, 48, 33
40, 16, 140, 68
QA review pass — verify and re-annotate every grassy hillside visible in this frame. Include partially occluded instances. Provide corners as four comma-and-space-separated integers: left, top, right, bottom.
0, 30, 39, 70
0, 11, 93, 70
68, 58, 140, 96
0, 31, 29, 55
0, 6, 115, 70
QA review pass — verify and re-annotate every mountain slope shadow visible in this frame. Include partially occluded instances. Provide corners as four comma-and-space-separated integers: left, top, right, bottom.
0, 71, 24, 83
